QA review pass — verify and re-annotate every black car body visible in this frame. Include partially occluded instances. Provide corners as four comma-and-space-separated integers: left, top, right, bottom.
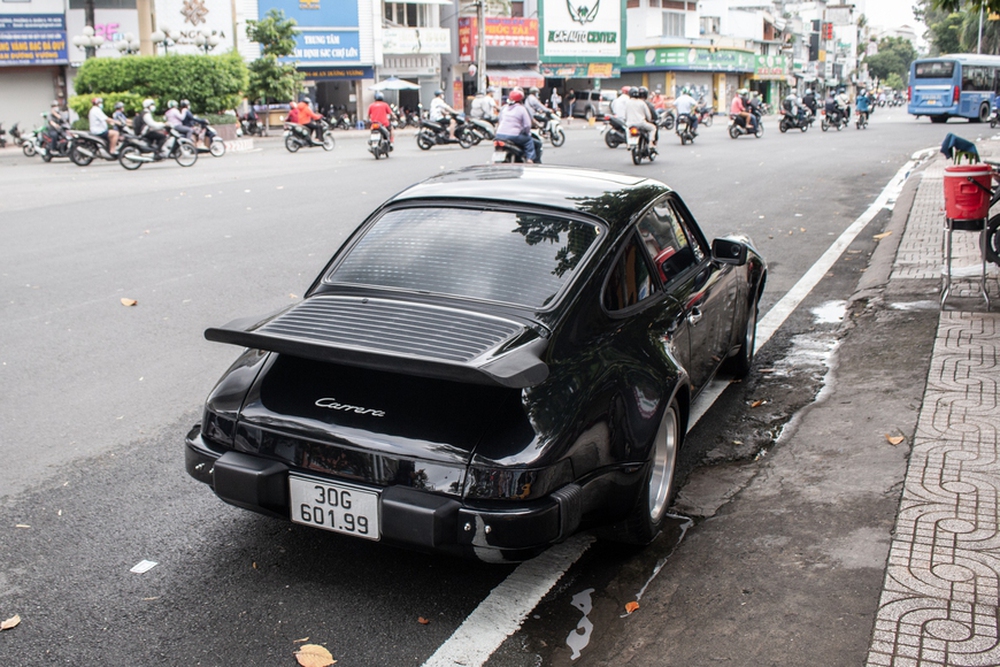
185, 166, 766, 562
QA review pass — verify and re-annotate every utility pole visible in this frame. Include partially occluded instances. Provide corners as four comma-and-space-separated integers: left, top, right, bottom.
84, 0, 96, 59
476, 0, 487, 94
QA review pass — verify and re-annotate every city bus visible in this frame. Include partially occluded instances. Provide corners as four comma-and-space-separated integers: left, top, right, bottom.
908, 54, 1000, 122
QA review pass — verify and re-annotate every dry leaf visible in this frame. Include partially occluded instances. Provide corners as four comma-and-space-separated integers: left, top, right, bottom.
15, 524, 30, 529
885, 434, 905, 446
624, 601, 639, 614
294, 637, 310, 644
751, 399, 765, 408
417, 617, 431, 625
1, 615, 21, 631
120, 298, 137, 307
733, 440, 743, 445
295, 644, 335, 667
873, 231, 892, 240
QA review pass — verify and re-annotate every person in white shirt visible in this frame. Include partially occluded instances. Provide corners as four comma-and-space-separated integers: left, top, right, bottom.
625, 87, 657, 147
611, 87, 630, 120
88, 97, 120, 154
673, 89, 699, 134
429, 89, 458, 138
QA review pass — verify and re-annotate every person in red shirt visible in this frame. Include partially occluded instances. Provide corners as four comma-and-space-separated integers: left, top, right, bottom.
285, 100, 301, 125
296, 97, 324, 142
367, 92, 396, 148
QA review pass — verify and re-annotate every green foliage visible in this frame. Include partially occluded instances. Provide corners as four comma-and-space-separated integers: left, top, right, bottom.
866, 37, 918, 86
245, 9, 302, 104
928, 13, 965, 54
73, 51, 248, 113
68, 92, 144, 118
884, 73, 906, 91
933, 0, 1000, 14
961, 10, 1000, 53
203, 112, 238, 125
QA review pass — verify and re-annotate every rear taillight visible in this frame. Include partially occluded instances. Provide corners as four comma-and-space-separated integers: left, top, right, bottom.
371, 122, 381, 129
907, 86, 912, 101
629, 127, 640, 136
953, 85, 961, 103
494, 140, 506, 148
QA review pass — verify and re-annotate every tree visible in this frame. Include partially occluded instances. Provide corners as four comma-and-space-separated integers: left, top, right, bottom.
245, 8, 303, 132
933, 0, 1000, 14
865, 36, 918, 86
928, 12, 965, 54
961, 9, 1000, 52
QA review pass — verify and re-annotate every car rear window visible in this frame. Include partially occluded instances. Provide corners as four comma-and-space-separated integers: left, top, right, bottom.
914, 61, 955, 79
326, 207, 602, 308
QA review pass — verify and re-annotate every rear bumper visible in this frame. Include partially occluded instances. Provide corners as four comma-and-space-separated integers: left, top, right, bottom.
185, 428, 582, 559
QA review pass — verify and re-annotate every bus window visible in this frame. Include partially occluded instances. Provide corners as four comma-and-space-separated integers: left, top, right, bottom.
915, 61, 955, 79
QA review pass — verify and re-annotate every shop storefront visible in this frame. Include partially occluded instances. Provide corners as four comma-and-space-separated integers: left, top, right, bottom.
458, 16, 540, 107
622, 46, 756, 112
0, 12, 69, 126
748, 54, 791, 107
381, 26, 450, 112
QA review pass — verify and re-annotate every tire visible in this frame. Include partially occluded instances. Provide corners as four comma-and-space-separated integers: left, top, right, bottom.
550, 128, 565, 147
605, 131, 621, 149
978, 103, 990, 123
23, 142, 36, 157
285, 134, 301, 153
821, 118, 830, 132
702, 114, 713, 128
174, 141, 198, 167
930, 115, 948, 124
754, 124, 764, 138
801, 123, 809, 132
41, 150, 52, 162
209, 139, 226, 157
728, 124, 740, 139
457, 128, 474, 149
584, 106, 595, 121
322, 131, 336, 151
70, 142, 94, 166
779, 119, 789, 133
416, 132, 433, 150
724, 296, 759, 378
119, 145, 143, 170
985, 214, 1000, 265
631, 146, 642, 165
616, 398, 682, 545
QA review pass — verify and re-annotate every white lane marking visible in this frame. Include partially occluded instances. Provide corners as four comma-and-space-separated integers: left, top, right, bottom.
422, 154, 927, 667
688, 154, 923, 428
421, 535, 594, 667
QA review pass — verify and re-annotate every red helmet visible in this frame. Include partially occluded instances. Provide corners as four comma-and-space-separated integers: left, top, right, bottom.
509, 89, 525, 103
621, 87, 631, 95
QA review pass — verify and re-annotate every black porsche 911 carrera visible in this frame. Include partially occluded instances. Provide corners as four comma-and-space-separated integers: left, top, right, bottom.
185, 165, 766, 562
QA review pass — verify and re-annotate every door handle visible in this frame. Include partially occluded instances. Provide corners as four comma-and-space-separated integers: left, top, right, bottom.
687, 307, 703, 326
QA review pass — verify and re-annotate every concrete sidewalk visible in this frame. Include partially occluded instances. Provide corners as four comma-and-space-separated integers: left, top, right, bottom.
865, 153, 1000, 666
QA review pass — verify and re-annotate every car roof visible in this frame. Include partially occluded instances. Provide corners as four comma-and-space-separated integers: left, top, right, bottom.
387, 165, 671, 235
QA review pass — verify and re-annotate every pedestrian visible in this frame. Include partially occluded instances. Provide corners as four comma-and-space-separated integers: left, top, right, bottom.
550, 88, 562, 117
565, 88, 576, 124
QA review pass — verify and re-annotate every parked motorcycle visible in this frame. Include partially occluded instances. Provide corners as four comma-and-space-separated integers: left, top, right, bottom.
534, 109, 565, 147
22, 127, 43, 157
626, 125, 657, 164
417, 113, 473, 150
490, 130, 543, 163
728, 110, 763, 139
284, 120, 335, 152
118, 127, 198, 170
191, 122, 226, 157
778, 109, 814, 133
69, 131, 120, 166
9, 122, 25, 147
368, 122, 391, 159
602, 115, 627, 148
675, 113, 697, 145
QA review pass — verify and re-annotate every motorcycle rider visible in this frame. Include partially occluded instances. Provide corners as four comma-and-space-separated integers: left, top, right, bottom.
138, 98, 170, 155
164, 100, 193, 140
611, 86, 630, 120
525, 86, 548, 122
429, 89, 459, 139
802, 88, 818, 116
88, 97, 120, 155
112, 101, 129, 132
673, 88, 699, 135
296, 97, 325, 143
625, 86, 657, 149
47, 99, 68, 152
179, 100, 213, 147
730, 88, 758, 133
782, 91, 805, 123
495, 88, 538, 163
367, 91, 395, 149
470, 89, 498, 122
855, 89, 872, 125
835, 87, 851, 122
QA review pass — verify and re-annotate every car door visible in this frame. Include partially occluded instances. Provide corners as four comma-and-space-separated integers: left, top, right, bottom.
636, 196, 733, 391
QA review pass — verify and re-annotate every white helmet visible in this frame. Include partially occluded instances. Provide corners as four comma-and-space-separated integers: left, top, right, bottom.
142, 98, 156, 111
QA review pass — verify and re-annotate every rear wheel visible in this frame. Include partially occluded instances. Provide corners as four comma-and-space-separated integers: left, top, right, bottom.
631, 146, 642, 165
584, 107, 595, 121
779, 118, 789, 133
821, 118, 830, 131
702, 113, 713, 127
930, 115, 948, 124
724, 296, 759, 378
978, 103, 991, 123
23, 142, 36, 157
605, 131, 621, 149
209, 138, 226, 157
550, 128, 565, 147
985, 214, 1000, 265
416, 132, 433, 150
119, 145, 143, 170
457, 128, 474, 149
70, 142, 94, 166
322, 131, 336, 151
728, 124, 740, 139
285, 134, 301, 152
174, 141, 198, 167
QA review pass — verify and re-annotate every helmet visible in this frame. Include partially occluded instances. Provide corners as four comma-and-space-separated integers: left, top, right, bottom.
374, 91, 384, 101
114, 101, 125, 110
620, 86, 630, 95
529, 87, 539, 95
434, 89, 443, 96
738, 88, 748, 97
629, 87, 641, 98
167, 100, 178, 109
179, 99, 190, 108
92, 97, 103, 106
508, 89, 524, 103
638, 86, 649, 99
142, 98, 156, 110
302, 97, 311, 104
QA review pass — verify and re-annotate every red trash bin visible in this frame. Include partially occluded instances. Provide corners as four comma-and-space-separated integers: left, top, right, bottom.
943, 164, 993, 220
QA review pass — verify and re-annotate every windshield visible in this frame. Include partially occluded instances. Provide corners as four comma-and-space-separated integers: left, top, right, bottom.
914, 60, 956, 79
325, 206, 602, 308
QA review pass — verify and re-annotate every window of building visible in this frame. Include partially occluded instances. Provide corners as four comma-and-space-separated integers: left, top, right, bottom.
662, 11, 685, 37
510, 1, 524, 16
384, 2, 428, 27
648, 0, 661, 7
626, 0, 640, 8
699, 16, 720, 35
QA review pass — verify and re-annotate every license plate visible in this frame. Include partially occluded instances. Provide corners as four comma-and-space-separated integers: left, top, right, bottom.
491, 150, 507, 163
289, 474, 380, 540
369, 133, 380, 144
927, 99, 938, 105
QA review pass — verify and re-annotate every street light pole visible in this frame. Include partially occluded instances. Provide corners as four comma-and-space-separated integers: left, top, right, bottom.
476, 0, 487, 94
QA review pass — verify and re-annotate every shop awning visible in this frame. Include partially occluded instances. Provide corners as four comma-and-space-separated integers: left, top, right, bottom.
486, 67, 544, 89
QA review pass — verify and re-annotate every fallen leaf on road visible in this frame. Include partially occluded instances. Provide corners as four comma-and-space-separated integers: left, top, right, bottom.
1, 615, 21, 631
874, 231, 892, 240
15, 524, 30, 529
624, 601, 639, 614
733, 440, 743, 445
294, 644, 336, 667
120, 298, 137, 307
751, 399, 765, 408
885, 434, 905, 446
418, 617, 430, 625
294, 637, 310, 644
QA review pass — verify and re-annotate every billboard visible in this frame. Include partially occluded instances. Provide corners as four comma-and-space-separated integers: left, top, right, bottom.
540, 0, 623, 62
0, 14, 67, 66
283, 30, 360, 63
262, 0, 358, 29
458, 17, 538, 62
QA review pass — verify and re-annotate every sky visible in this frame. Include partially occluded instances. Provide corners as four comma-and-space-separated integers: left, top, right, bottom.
857, 0, 925, 31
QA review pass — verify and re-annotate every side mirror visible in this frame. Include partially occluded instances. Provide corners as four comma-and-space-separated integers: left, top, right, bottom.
711, 238, 748, 266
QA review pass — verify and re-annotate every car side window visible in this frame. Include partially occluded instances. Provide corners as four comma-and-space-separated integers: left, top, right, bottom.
603, 235, 657, 312
637, 199, 704, 283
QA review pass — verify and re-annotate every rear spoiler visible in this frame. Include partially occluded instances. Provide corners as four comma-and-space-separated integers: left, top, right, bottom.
204, 301, 550, 389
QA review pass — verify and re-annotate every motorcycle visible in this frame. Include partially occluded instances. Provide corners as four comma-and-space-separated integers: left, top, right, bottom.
9, 122, 25, 147
284, 120, 335, 152
602, 115, 627, 148
417, 113, 474, 150
696, 106, 714, 128
855, 109, 870, 130
465, 116, 496, 145
626, 125, 657, 164
326, 108, 353, 131
22, 127, 43, 157
778, 109, 814, 133
675, 113, 697, 145
191, 122, 226, 157
69, 131, 121, 166
656, 108, 675, 131
490, 129, 543, 163
728, 110, 763, 139
38, 126, 74, 161
118, 127, 198, 170
368, 122, 391, 159
534, 109, 565, 147
821, 107, 849, 132
239, 109, 264, 137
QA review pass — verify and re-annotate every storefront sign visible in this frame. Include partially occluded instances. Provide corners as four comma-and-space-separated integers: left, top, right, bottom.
539, 63, 620, 78
625, 47, 755, 72
540, 0, 623, 62
283, 30, 360, 63
754, 54, 788, 80
458, 17, 538, 61
0, 14, 67, 66
300, 66, 373, 79
152, 0, 232, 55
263, 0, 357, 28
383, 27, 450, 55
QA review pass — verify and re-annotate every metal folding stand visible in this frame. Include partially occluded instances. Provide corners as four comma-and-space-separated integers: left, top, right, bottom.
942, 215, 991, 309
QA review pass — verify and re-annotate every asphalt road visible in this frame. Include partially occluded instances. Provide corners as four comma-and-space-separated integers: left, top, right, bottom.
0, 110, 991, 667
